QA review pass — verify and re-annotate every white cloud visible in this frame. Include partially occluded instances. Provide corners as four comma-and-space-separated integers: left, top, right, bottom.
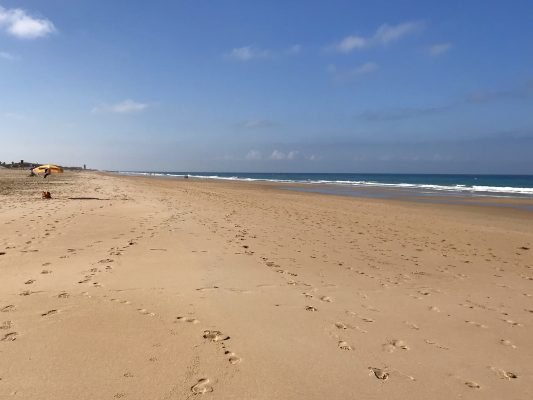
335, 35, 368, 53
0, 6, 55, 39
328, 62, 379, 81
0, 51, 16, 60
331, 21, 423, 53
269, 150, 298, 160
245, 150, 262, 160
92, 99, 148, 114
287, 44, 302, 55
287, 151, 298, 160
429, 42, 452, 56
374, 22, 422, 45
229, 45, 272, 61
229, 44, 302, 61
270, 150, 285, 160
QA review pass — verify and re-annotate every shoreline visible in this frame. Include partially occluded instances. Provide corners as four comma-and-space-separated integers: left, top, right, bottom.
109, 171, 533, 214
112, 171, 533, 198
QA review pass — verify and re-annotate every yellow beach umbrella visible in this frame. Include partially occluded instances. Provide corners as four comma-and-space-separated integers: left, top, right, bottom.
32, 164, 64, 175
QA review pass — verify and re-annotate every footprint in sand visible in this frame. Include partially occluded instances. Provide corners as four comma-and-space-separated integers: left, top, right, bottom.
19, 290, 32, 296
500, 339, 517, 349
24, 279, 35, 285
465, 320, 488, 328
41, 310, 58, 317
383, 339, 410, 352
137, 309, 155, 316
176, 316, 200, 324
502, 319, 523, 327
191, 378, 213, 394
305, 306, 318, 312
403, 321, 420, 330
1, 305, 15, 313
335, 322, 349, 330
465, 381, 481, 389
203, 330, 229, 342
1, 321, 13, 330
1, 332, 17, 341
41, 270, 52, 274
338, 341, 353, 350
369, 367, 389, 380
225, 351, 242, 364
489, 366, 518, 380
58, 292, 69, 298
320, 296, 332, 303
196, 286, 219, 292
424, 339, 449, 350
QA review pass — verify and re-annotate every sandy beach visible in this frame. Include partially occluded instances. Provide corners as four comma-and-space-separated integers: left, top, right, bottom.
1, 169, 532, 399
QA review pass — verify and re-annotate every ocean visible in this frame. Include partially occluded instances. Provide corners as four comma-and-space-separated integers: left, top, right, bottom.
117, 171, 533, 198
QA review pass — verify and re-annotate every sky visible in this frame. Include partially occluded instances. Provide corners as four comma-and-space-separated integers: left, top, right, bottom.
0, 0, 532, 173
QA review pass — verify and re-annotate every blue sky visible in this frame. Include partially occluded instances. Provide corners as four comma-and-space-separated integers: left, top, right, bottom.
0, 0, 532, 173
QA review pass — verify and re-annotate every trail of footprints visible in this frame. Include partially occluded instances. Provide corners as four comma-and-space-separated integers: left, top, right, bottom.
4, 183, 530, 395
201, 328, 242, 365
0, 229, 147, 357
108, 292, 243, 395
109, 297, 156, 317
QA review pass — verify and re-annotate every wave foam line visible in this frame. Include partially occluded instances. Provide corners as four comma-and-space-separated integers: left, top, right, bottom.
116, 172, 533, 195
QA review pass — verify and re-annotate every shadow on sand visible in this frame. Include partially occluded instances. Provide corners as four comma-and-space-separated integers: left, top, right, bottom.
68, 197, 111, 200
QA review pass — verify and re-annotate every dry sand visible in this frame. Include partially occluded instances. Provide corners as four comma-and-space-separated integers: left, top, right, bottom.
1, 169, 532, 399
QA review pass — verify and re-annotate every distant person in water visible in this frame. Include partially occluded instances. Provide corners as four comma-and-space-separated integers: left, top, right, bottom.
44, 168, 50, 179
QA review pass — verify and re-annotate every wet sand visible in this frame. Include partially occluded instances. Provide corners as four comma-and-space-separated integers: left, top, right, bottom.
283, 183, 533, 212
1, 169, 532, 399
